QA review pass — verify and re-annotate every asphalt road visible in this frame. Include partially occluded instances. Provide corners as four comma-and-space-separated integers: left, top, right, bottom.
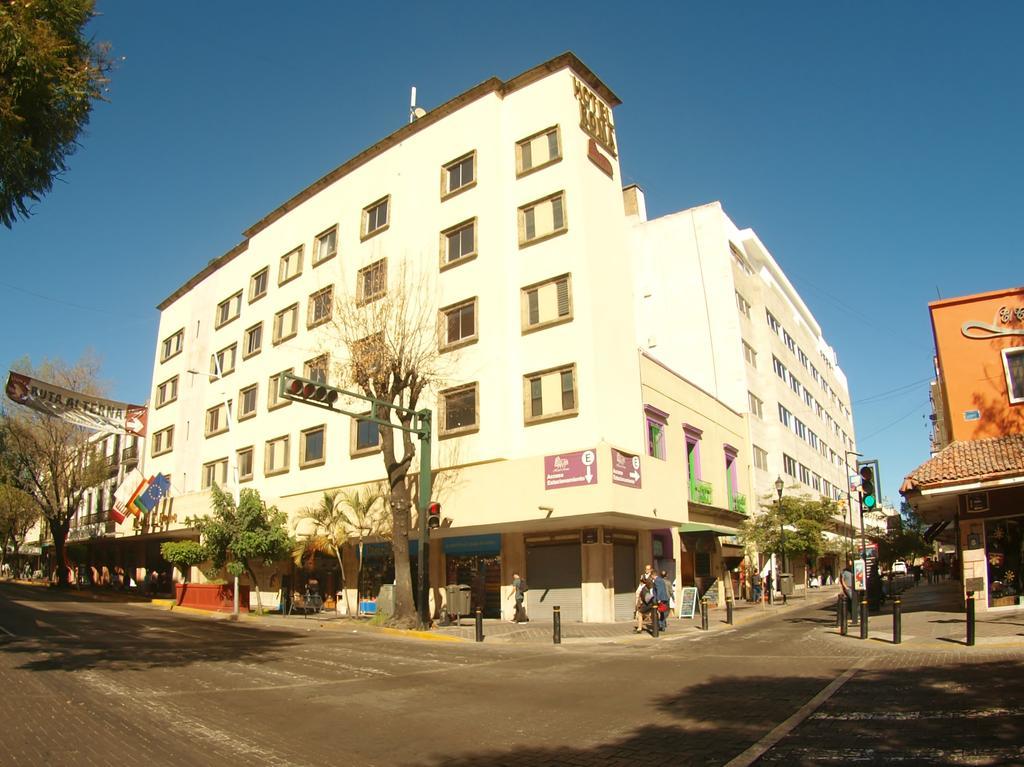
1, 583, 1022, 766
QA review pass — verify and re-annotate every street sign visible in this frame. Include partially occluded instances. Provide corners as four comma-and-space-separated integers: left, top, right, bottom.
853, 559, 866, 590
544, 449, 598, 490
610, 448, 642, 488
678, 586, 698, 619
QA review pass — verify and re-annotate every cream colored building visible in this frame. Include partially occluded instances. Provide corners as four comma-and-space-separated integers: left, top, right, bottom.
117, 53, 850, 621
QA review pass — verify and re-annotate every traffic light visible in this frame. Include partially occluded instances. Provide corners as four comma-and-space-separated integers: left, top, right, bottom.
285, 376, 340, 405
427, 501, 441, 531
859, 465, 876, 509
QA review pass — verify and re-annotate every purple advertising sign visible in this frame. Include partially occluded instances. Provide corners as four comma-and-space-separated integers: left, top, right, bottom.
544, 449, 597, 490
611, 448, 642, 488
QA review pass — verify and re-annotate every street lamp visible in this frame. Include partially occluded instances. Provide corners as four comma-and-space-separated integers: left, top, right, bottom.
775, 477, 785, 602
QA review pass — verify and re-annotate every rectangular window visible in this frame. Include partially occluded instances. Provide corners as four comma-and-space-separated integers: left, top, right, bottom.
742, 341, 757, 367
268, 370, 292, 411
798, 348, 809, 369
156, 376, 178, 408
783, 453, 797, 478
789, 373, 801, 395
205, 403, 230, 437
362, 196, 390, 239
307, 285, 334, 328
201, 458, 228, 490
524, 364, 577, 424
811, 473, 821, 492
351, 412, 380, 456
522, 274, 572, 332
799, 464, 811, 485
778, 404, 792, 428
357, 259, 387, 304
772, 355, 787, 380
243, 322, 263, 359
210, 344, 237, 378
161, 329, 184, 362
766, 310, 781, 335
238, 384, 258, 421
304, 354, 329, 384
300, 425, 326, 468
794, 418, 807, 440
441, 219, 476, 267
249, 267, 269, 303
753, 445, 769, 471
152, 426, 174, 457
686, 435, 701, 501
440, 383, 478, 436
518, 191, 567, 246
441, 298, 477, 350
312, 225, 338, 266
1003, 347, 1024, 403
646, 412, 667, 460
237, 447, 254, 482
808, 430, 819, 450
279, 245, 303, 285
442, 152, 475, 197
735, 291, 751, 318
803, 388, 813, 407
811, 365, 821, 385
783, 329, 796, 354
273, 303, 299, 344
215, 291, 242, 329
747, 391, 764, 419
516, 126, 561, 175
265, 435, 290, 476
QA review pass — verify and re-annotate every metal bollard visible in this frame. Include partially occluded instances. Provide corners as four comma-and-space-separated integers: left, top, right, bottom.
726, 599, 734, 625
651, 606, 660, 638
966, 591, 975, 646
859, 595, 869, 640
893, 596, 901, 645
553, 605, 561, 644
838, 594, 847, 635
475, 608, 484, 643
700, 597, 709, 631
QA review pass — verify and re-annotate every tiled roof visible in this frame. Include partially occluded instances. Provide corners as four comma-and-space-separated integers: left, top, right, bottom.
901, 434, 1024, 492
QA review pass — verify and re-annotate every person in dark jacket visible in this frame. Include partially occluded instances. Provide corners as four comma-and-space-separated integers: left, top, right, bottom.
653, 570, 670, 632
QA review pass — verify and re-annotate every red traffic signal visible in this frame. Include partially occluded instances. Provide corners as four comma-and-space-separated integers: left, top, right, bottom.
427, 501, 441, 530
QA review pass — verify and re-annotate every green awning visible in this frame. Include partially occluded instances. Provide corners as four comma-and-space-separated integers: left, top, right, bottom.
678, 523, 738, 536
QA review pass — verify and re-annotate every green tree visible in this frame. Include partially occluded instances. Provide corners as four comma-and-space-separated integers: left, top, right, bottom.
0, 483, 39, 572
742, 489, 839, 568
191, 485, 293, 614
2, 356, 108, 586
871, 501, 932, 567
159, 540, 206, 583
0, 0, 114, 227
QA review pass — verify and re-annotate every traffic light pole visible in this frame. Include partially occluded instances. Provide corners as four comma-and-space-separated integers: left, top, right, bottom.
279, 371, 434, 628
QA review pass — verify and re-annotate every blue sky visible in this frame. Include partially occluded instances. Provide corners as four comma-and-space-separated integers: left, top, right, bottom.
2, 2, 1022, 506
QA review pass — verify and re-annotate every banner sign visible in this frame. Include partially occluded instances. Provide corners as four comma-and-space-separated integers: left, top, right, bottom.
5, 371, 147, 436
610, 448, 642, 488
544, 449, 597, 490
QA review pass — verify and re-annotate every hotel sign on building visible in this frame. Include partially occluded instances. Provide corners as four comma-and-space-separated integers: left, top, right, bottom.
573, 76, 616, 156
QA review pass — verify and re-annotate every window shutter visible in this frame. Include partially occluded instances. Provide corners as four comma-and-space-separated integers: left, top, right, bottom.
556, 279, 569, 316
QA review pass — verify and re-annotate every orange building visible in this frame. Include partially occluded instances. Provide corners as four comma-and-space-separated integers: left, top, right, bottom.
902, 287, 1024, 611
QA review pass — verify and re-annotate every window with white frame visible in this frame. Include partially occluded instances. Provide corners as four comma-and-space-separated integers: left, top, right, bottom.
307, 285, 333, 328
304, 354, 328, 384
778, 404, 792, 428
524, 364, 577, 423
783, 329, 796, 354
794, 418, 807, 440
783, 453, 797, 477
210, 344, 236, 378
201, 458, 228, 490
743, 340, 757, 367
215, 291, 242, 329
748, 391, 764, 419
312, 225, 338, 266
243, 322, 263, 359
156, 376, 178, 408
789, 373, 801, 395
238, 384, 258, 421
268, 370, 292, 411
440, 298, 477, 350
772, 355, 787, 380
516, 126, 561, 176
161, 329, 184, 362
522, 274, 571, 332
362, 196, 389, 239
279, 245, 303, 285
518, 191, 566, 246
152, 426, 174, 457
249, 267, 269, 303
799, 464, 811, 484
357, 259, 386, 304
205, 402, 230, 437
300, 425, 326, 468
237, 447, 254, 482
273, 303, 299, 344
265, 435, 290, 476
1003, 347, 1024, 403
442, 152, 475, 197
753, 445, 769, 471
735, 292, 751, 318
440, 383, 478, 436
798, 348, 809, 369
766, 310, 781, 335
441, 219, 476, 267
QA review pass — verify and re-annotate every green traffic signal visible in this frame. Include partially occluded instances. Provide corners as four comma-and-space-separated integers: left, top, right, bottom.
859, 464, 876, 509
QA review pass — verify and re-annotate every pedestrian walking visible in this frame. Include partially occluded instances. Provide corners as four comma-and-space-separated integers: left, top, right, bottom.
509, 572, 528, 623
634, 573, 656, 633
764, 571, 774, 604
653, 570, 670, 632
840, 560, 854, 615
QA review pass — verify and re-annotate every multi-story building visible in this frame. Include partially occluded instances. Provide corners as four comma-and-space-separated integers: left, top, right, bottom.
124, 52, 852, 621
902, 286, 1024, 611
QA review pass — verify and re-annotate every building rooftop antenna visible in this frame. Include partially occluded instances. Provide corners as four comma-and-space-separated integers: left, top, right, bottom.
409, 86, 426, 123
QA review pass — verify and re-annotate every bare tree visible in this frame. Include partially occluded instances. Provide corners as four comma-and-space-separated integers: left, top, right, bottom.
2, 357, 107, 586
325, 260, 450, 626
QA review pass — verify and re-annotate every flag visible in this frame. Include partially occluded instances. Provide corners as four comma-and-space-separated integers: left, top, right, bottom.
113, 468, 146, 522
133, 473, 171, 514
127, 476, 153, 517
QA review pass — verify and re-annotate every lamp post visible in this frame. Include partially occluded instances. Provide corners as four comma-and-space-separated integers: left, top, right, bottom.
775, 476, 785, 604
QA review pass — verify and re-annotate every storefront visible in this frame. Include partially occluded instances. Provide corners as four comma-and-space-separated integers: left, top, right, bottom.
443, 534, 502, 618
526, 532, 583, 622
609, 530, 639, 621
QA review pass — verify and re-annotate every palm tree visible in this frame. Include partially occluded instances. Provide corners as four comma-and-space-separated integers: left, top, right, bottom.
296, 485, 388, 615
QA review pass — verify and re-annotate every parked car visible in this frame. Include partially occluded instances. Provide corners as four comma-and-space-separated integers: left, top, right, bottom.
891, 560, 908, 575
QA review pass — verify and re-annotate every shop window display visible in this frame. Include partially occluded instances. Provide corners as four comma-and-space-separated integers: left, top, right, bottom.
986, 519, 1022, 607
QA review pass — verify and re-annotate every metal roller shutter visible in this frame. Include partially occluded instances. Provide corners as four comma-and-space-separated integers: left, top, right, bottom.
526, 543, 583, 622
613, 543, 638, 621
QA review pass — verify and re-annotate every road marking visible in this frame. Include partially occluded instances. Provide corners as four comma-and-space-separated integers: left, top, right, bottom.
0, 624, 14, 636
723, 656, 870, 767
811, 707, 1019, 721
36, 620, 78, 639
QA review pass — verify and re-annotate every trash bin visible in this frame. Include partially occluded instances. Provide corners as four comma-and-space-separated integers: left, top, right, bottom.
377, 584, 395, 616
779, 573, 794, 596
336, 591, 348, 616
446, 584, 472, 617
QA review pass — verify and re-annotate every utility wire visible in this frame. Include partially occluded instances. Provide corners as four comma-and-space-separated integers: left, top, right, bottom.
858, 400, 930, 442
854, 376, 934, 405
0, 279, 151, 321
